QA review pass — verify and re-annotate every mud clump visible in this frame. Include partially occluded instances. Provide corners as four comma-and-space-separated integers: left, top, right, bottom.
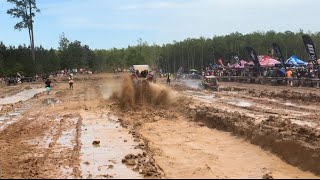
262, 172, 273, 179
112, 75, 174, 109
92, 141, 100, 146
122, 153, 162, 178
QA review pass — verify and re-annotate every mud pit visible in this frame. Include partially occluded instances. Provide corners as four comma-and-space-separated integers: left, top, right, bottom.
0, 74, 319, 179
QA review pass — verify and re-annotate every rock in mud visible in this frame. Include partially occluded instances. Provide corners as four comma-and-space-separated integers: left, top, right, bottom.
125, 154, 134, 159
263, 173, 273, 179
92, 141, 100, 146
122, 153, 162, 178
126, 159, 136, 166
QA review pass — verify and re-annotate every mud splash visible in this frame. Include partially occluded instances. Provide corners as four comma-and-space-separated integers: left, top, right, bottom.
111, 76, 175, 109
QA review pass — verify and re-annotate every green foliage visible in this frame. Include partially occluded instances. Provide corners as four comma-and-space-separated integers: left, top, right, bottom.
59, 40, 95, 69
1, 30, 320, 76
0, 43, 60, 76
7, 0, 40, 31
7, 0, 40, 64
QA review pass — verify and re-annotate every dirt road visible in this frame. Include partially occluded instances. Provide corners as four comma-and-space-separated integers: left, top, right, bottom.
0, 74, 319, 179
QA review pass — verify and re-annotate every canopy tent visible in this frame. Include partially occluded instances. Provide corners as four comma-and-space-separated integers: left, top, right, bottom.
285, 55, 308, 67
133, 65, 150, 72
231, 60, 248, 69
259, 56, 281, 67
246, 61, 255, 66
189, 69, 199, 72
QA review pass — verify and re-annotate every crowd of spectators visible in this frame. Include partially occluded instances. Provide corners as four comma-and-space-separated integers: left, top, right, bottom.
200, 63, 320, 79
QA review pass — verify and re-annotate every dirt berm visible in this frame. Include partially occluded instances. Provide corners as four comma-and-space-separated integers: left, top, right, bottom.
194, 106, 320, 175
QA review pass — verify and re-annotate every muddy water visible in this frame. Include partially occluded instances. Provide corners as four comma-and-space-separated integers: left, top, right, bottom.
141, 119, 319, 179
80, 112, 143, 179
180, 79, 202, 89
0, 88, 45, 105
225, 98, 253, 107
0, 105, 31, 131
100, 79, 122, 99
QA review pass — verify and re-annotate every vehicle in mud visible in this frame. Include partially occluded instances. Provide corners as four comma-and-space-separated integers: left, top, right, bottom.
6, 77, 18, 86
201, 76, 219, 91
21, 76, 36, 83
131, 65, 154, 82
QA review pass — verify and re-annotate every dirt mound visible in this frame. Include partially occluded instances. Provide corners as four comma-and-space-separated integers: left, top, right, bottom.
194, 106, 320, 175
247, 89, 320, 104
111, 76, 175, 109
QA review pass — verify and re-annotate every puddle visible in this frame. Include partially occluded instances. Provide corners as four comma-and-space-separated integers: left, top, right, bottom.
25, 136, 52, 148
226, 99, 253, 107
0, 105, 30, 131
284, 102, 295, 106
290, 119, 318, 128
0, 88, 46, 105
42, 98, 61, 106
186, 91, 216, 102
181, 79, 202, 89
80, 112, 143, 179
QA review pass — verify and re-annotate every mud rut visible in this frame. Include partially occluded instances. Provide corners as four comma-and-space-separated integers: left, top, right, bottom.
0, 75, 319, 179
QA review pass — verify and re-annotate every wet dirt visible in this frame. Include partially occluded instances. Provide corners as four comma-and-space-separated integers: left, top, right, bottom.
110, 77, 320, 178
0, 88, 46, 105
1, 74, 320, 179
140, 119, 318, 179
80, 111, 143, 179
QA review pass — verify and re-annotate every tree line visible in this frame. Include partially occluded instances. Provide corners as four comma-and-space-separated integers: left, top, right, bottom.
1, 30, 320, 77
95, 30, 320, 73
0, 33, 98, 76
3, 1, 320, 77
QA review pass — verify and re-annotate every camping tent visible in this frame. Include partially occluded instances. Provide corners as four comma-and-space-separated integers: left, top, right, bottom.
259, 56, 281, 67
286, 55, 308, 67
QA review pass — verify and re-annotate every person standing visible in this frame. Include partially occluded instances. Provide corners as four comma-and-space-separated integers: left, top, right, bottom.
45, 78, 52, 95
167, 73, 171, 85
68, 75, 74, 90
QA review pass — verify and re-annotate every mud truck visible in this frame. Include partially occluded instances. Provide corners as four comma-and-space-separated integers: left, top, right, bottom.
131, 65, 154, 82
200, 76, 220, 91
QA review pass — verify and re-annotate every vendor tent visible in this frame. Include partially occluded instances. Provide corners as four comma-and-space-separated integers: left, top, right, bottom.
286, 55, 308, 67
259, 56, 281, 67
233, 60, 248, 69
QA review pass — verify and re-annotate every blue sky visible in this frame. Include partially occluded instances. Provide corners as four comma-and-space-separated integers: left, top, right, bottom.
0, 0, 319, 50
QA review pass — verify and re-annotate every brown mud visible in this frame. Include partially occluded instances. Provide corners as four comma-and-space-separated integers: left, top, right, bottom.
0, 74, 320, 179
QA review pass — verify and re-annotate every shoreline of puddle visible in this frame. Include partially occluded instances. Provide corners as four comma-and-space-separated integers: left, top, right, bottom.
0, 88, 46, 130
